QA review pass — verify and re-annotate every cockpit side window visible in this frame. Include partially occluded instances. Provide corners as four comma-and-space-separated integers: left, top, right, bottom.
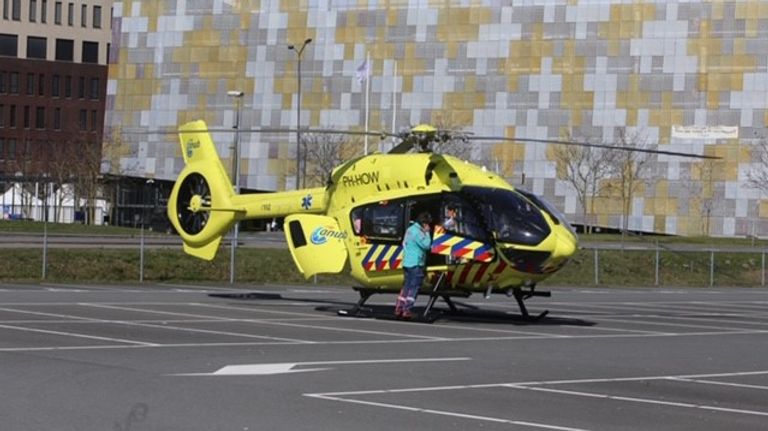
350, 200, 405, 241
462, 186, 551, 246
440, 195, 488, 242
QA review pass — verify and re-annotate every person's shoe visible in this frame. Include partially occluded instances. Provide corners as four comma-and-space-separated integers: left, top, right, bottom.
400, 312, 413, 320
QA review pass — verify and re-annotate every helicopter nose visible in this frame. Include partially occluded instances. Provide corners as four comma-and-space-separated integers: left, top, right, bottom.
552, 231, 577, 260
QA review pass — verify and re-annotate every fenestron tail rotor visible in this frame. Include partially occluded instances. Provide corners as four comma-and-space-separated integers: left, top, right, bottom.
176, 173, 210, 235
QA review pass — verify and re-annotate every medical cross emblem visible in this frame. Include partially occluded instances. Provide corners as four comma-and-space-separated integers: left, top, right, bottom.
301, 194, 313, 210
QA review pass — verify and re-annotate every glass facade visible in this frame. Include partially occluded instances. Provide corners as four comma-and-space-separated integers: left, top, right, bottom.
106, 1, 768, 236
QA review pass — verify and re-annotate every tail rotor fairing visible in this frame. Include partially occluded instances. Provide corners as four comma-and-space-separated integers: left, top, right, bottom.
177, 173, 211, 235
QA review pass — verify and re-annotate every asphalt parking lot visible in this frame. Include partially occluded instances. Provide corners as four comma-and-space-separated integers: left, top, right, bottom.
1, 283, 768, 430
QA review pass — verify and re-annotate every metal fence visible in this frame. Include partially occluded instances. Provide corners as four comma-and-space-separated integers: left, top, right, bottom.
1, 232, 767, 287
566, 243, 768, 288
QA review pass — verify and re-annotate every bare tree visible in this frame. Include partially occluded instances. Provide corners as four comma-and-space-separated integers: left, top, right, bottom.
61, 138, 103, 224
746, 137, 768, 195
605, 128, 653, 237
302, 132, 361, 187
552, 133, 616, 234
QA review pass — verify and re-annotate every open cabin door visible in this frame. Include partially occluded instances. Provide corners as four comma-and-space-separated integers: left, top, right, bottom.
284, 214, 349, 279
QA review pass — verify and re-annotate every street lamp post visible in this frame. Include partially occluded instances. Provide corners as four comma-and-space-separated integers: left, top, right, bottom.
288, 38, 312, 189
227, 90, 244, 285
140, 178, 154, 283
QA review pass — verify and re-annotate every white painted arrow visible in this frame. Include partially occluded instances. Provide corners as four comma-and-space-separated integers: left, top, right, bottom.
175, 357, 471, 376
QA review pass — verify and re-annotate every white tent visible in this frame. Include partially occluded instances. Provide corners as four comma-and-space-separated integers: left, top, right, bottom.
1, 183, 109, 224
1, 183, 41, 220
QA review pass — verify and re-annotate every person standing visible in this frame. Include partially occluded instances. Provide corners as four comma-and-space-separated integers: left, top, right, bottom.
395, 212, 433, 319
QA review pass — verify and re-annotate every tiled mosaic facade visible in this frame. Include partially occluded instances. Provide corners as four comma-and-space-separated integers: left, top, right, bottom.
106, 0, 768, 237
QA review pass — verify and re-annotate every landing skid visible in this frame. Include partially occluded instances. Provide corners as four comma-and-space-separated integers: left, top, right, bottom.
336, 283, 550, 322
510, 286, 550, 321
336, 289, 375, 318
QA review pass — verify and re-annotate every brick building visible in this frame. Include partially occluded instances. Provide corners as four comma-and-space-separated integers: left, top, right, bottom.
0, 0, 111, 179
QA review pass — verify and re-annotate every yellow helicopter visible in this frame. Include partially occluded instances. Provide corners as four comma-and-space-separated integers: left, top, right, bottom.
166, 120, 713, 320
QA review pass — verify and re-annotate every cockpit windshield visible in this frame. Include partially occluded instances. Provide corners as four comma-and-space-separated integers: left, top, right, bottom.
462, 186, 551, 245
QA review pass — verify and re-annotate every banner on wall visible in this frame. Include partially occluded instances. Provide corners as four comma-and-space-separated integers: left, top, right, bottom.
671, 126, 739, 140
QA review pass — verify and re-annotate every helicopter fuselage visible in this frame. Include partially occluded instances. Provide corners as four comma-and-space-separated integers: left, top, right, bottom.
167, 121, 577, 296
282, 152, 578, 294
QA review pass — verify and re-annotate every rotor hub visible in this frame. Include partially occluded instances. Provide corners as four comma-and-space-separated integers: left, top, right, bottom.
189, 194, 203, 212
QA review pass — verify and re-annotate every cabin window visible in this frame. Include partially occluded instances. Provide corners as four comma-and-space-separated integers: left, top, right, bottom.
350, 200, 405, 241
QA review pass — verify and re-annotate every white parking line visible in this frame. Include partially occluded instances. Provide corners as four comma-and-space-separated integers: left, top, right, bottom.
566, 314, 763, 333
191, 303, 451, 340
305, 393, 590, 431
667, 377, 768, 391
0, 305, 310, 344
0, 323, 156, 346
306, 369, 768, 428
507, 385, 768, 418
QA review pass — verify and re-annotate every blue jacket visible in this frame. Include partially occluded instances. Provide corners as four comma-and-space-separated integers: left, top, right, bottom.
402, 221, 431, 268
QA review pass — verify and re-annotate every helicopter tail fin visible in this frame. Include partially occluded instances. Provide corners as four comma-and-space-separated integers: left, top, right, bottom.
167, 120, 241, 260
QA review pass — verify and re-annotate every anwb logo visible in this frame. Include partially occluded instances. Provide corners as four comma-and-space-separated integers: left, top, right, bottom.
310, 226, 348, 245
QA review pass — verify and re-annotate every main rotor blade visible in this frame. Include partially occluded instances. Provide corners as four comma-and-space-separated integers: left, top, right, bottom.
471, 136, 720, 159
124, 127, 397, 139
388, 139, 414, 154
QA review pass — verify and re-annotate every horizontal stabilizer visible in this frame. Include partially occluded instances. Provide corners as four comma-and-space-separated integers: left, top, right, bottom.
182, 237, 222, 261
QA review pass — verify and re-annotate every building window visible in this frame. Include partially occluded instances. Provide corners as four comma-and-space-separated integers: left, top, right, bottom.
0, 72, 5, 93
9, 105, 15, 127
54, 1, 60, 24
67, 2, 72, 25
2, 0, 7, 19
91, 110, 97, 131
11, 0, 19, 20
80, 3, 85, 26
23, 105, 29, 129
89, 77, 99, 99
0, 105, 3, 127
9, 71, 18, 94
55, 38, 73, 61
51, 74, 59, 97
26, 73, 33, 95
38, 73, 43, 95
78, 109, 86, 130
64, 75, 71, 97
8, 138, 15, 160
26, 36, 47, 59
77, 76, 84, 98
0, 138, 4, 160
29, 0, 36, 21
35, 107, 44, 129
0, 33, 18, 57
82, 41, 98, 63
53, 107, 60, 130
41, 0, 46, 23
92, 5, 100, 28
